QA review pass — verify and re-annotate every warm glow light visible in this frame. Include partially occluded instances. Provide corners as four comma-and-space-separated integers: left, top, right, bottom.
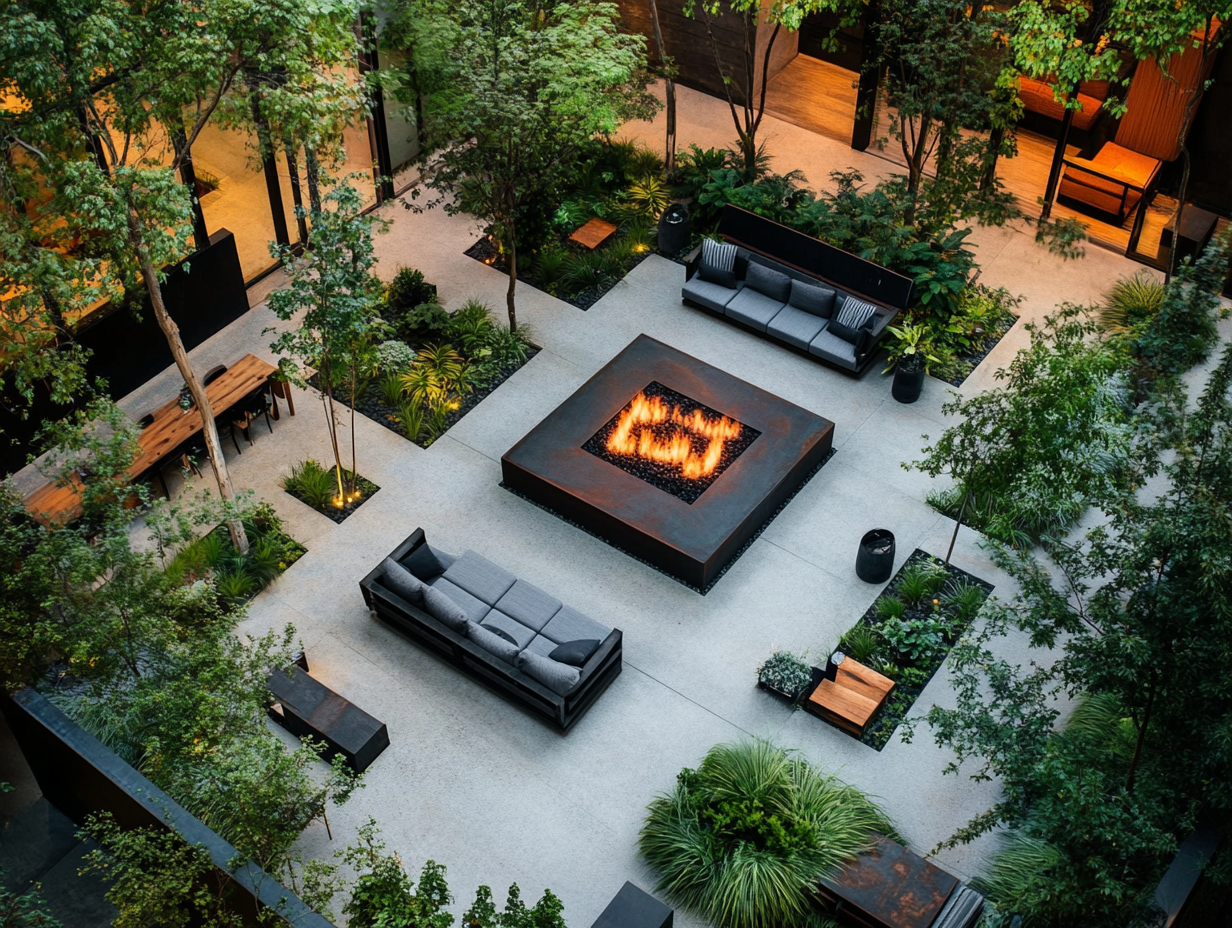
606, 391, 742, 480
333, 497, 344, 508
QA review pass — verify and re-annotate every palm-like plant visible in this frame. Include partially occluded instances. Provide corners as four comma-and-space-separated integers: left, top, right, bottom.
883, 323, 940, 374
1096, 270, 1165, 337
626, 173, 670, 219
639, 740, 895, 928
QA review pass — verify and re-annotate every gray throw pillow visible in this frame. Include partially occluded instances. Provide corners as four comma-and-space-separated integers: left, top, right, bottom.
467, 621, 521, 663
745, 262, 792, 303
549, 639, 600, 667
382, 557, 426, 607
789, 279, 837, 318
517, 649, 582, 696
405, 543, 453, 582
829, 313, 876, 350
422, 584, 468, 632
701, 238, 737, 273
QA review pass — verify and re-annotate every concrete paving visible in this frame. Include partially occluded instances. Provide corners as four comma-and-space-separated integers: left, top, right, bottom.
86, 82, 1232, 928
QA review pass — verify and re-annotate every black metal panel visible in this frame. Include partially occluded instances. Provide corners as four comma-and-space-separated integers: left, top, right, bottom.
0, 687, 335, 928
717, 206, 914, 309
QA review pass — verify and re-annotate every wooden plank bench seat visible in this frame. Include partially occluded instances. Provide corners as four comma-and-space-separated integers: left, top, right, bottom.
806, 657, 894, 736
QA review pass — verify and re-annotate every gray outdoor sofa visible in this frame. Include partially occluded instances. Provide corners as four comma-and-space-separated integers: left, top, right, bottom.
359, 529, 622, 731
682, 206, 914, 375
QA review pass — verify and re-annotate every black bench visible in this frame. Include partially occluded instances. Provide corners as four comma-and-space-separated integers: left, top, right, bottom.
266, 664, 390, 773
590, 883, 672, 928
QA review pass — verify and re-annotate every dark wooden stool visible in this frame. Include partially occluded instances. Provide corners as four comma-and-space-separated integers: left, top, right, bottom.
590, 882, 672, 928
266, 666, 389, 773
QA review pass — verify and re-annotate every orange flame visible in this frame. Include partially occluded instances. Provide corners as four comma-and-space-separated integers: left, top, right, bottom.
606, 391, 742, 480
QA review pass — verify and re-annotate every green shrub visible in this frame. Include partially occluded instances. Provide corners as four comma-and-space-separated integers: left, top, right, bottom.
283, 460, 338, 511
397, 400, 424, 443
757, 650, 812, 695
560, 250, 617, 293
375, 340, 416, 375
395, 302, 450, 343
895, 560, 946, 606
377, 373, 406, 408
839, 623, 883, 664
385, 266, 436, 317
215, 567, 257, 603
639, 740, 894, 928
941, 581, 987, 624
880, 616, 948, 665
533, 245, 568, 287
1097, 270, 1166, 337
874, 595, 907, 622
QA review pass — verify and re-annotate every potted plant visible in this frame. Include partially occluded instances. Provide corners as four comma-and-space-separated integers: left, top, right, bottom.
756, 650, 812, 702
883, 323, 939, 404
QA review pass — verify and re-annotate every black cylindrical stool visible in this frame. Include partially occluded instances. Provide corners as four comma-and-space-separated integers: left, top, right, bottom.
855, 529, 895, 583
658, 203, 692, 258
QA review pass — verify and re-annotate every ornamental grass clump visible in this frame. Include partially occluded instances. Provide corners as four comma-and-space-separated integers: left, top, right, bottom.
639, 740, 896, 928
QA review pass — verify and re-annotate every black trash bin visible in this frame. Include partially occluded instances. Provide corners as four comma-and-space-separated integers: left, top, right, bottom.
658, 203, 692, 258
855, 529, 895, 583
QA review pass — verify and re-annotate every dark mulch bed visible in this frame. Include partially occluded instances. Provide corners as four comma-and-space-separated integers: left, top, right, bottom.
285, 472, 380, 524
941, 314, 1020, 388
308, 350, 539, 450
797, 549, 994, 750
464, 236, 653, 311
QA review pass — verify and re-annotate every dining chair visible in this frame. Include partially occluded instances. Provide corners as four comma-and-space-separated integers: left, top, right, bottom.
202, 364, 228, 386
236, 388, 274, 444
215, 414, 244, 454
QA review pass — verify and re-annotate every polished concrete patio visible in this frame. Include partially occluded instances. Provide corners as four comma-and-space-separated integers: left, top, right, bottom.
94, 82, 1232, 928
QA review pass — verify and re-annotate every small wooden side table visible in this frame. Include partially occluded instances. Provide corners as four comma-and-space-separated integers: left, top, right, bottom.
806, 657, 895, 736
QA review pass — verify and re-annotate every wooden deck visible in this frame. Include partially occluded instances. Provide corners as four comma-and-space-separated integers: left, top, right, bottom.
763, 55, 860, 146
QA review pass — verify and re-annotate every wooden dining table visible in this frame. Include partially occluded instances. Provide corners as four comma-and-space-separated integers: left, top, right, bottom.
23, 353, 278, 526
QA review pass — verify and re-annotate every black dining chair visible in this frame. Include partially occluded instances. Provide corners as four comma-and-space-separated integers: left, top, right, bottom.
236, 388, 274, 443
202, 364, 228, 386
215, 414, 244, 454
137, 412, 155, 429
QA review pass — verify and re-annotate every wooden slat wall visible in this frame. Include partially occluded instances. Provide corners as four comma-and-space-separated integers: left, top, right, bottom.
616, 0, 757, 100
1118, 29, 1221, 162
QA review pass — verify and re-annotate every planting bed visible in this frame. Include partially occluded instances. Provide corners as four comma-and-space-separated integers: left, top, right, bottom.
821, 549, 993, 750
941, 313, 1020, 388
282, 460, 380, 525
464, 236, 652, 310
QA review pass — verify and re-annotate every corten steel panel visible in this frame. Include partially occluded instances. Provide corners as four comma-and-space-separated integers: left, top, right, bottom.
501, 335, 834, 591
819, 835, 957, 928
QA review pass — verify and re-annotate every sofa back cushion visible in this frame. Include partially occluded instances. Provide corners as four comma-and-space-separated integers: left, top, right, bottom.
467, 620, 521, 663
517, 649, 582, 695
789, 279, 837, 318
423, 584, 469, 632
745, 261, 792, 303
698, 261, 738, 289
382, 557, 427, 607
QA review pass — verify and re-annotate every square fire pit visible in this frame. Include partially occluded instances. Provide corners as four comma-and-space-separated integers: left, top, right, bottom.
501, 335, 835, 591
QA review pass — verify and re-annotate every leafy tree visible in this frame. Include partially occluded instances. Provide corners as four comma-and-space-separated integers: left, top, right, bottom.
647, 0, 679, 174
910, 307, 1132, 555
268, 180, 388, 502
408, 0, 652, 330
906, 338, 1232, 926
0, 876, 60, 928
684, 0, 827, 180
0, 0, 362, 547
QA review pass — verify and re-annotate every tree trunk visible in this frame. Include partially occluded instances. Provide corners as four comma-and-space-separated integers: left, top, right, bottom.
305, 147, 322, 214
126, 209, 248, 554
320, 357, 346, 504
648, 0, 676, 174
284, 137, 309, 245
944, 488, 969, 566
1126, 671, 1157, 794
348, 358, 358, 496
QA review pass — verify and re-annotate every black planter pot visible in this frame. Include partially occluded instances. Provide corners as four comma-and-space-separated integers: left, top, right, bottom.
757, 679, 802, 703
892, 363, 926, 404
658, 203, 692, 258
856, 529, 896, 583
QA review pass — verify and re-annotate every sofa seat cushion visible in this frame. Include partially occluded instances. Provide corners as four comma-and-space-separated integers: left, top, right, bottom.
789, 279, 837, 318
429, 577, 491, 625
382, 557, 426, 607
725, 287, 786, 333
541, 606, 611, 646
682, 276, 740, 313
493, 579, 562, 633
516, 649, 581, 696
1017, 76, 1103, 130
809, 328, 860, 370
440, 550, 516, 605
422, 583, 472, 632
767, 306, 828, 350
480, 609, 537, 649
467, 620, 521, 663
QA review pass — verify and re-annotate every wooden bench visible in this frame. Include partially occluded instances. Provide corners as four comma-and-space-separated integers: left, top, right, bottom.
806, 657, 894, 736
